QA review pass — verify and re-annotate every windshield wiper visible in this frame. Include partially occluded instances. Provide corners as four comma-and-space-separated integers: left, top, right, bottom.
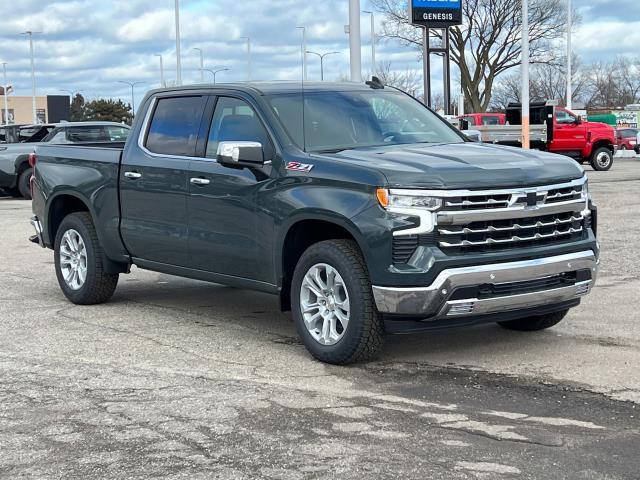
315, 148, 347, 154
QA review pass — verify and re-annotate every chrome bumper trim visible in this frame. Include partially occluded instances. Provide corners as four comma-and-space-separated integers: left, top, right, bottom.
30, 216, 46, 248
372, 250, 598, 317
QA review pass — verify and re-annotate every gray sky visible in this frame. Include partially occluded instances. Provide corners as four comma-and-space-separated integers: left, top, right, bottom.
1, 0, 638, 108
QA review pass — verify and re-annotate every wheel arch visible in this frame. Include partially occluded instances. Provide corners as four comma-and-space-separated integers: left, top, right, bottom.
277, 212, 370, 312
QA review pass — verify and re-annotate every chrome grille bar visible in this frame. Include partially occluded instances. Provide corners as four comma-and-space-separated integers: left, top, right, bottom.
439, 226, 584, 248
439, 215, 584, 235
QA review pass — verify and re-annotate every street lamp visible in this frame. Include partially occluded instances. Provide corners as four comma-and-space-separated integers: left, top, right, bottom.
21, 31, 42, 124
239, 37, 252, 81
2, 62, 8, 125
521, 0, 530, 150
174, 0, 182, 85
362, 10, 376, 76
566, 0, 572, 111
118, 81, 145, 114
306, 51, 340, 81
154, 54, 165, 88
192, 48, 204, 83
296, 26, 307, 81
202, 67, 230, 84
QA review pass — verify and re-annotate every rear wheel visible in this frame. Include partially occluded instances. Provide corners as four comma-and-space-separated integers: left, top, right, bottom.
589, 147, 613, 171
497, 309, 568, 332
291, 239, 384, 365
54, 212, 119, 305
17, 167, 33, 199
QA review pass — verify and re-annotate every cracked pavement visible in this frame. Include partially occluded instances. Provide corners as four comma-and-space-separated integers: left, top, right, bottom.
1, 159, 639, 479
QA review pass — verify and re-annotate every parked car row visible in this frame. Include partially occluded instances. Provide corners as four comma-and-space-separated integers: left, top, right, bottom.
0, 122, 130, 199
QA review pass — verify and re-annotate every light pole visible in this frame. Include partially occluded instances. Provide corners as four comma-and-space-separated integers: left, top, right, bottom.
192, 48, 204, 83
2, 62, 8, 125
202, 68, 230, 84
22, 31, 41, 124
154, 54, 165, 87
174, 0, 182, 85
362, 10, 376, 76
348, 0, 362, 81
306, 51, 340, 81
240, 37, 252, 81
296, 26, 307, 81
521, 0, 530, 150
566, 0, 572, 111
118, 81, 145, 114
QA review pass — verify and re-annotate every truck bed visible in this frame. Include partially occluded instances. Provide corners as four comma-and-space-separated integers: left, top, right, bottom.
474, 125, 547, 147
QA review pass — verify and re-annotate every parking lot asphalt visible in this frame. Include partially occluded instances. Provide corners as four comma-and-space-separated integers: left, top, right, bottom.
1, 159, 639, 479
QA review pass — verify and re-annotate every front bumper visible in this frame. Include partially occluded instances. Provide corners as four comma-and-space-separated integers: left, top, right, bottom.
372, 250, 598, 318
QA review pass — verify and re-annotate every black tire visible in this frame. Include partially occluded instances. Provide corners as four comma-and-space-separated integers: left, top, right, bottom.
497, 309, 568, 332
17, 167, 33, 199
54, 212, 119, 305
619, 145, 626, 151
589, 147, 613, 171
291, 239, 384, 365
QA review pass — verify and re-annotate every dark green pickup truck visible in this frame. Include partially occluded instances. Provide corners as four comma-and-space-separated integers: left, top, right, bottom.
30, 81, 599, 364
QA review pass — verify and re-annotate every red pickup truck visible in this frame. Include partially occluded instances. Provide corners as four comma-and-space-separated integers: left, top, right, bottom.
459, 113, 506, 126
506, 103, 617, 171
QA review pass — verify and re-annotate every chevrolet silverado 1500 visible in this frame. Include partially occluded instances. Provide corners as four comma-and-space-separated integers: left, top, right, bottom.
30, 82, 599, 364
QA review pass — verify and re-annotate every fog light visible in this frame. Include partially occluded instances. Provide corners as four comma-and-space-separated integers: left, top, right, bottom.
447, 301, 475, 316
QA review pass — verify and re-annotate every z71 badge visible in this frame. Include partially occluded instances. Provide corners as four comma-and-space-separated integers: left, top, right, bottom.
286, 161, 314, 173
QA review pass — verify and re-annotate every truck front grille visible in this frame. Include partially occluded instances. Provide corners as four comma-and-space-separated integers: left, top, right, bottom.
435, 178, 588, 254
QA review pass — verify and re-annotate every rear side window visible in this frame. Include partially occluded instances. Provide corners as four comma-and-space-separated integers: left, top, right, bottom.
145, 96, 206, 157
66, 126, 110, 142
482, 116, 501, 125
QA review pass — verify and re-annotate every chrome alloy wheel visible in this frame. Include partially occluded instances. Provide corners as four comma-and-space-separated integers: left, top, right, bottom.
59, 229, 88, 291
596, 151, 611, 168
300, 263, 350, 346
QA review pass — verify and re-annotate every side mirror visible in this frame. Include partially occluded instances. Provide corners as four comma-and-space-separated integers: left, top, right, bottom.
574, 117, 582, 125
216, 141, 265, 167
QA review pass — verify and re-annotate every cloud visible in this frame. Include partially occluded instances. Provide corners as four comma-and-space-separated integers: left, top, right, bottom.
0, 0, 637, 108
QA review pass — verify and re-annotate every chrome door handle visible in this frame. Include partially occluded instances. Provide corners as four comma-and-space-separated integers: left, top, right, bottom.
190, 177, 210, 186
124, 171, 142, 179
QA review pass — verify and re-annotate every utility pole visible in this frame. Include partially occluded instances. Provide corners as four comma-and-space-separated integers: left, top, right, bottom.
2, 62, 8, 125
154, 54, 165, 87
193, 48, 204, 83
203, 68, 230, 84
422, 27, 431, 107
566, 0, 572, 111
306, 51, 340, 81
240, 37, 252, 81
362, 10, 376, 76
296, 27, 307, 81
174, 0, 182, 85
521, 0, 530, 149
22, 31, 41, 124
118, 81, 145, 114
348, 0, 362, 81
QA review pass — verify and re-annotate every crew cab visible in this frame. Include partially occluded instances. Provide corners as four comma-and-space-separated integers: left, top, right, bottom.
463, 103, 617, 171
0, 121, 129, 198
30, 82, 599, 364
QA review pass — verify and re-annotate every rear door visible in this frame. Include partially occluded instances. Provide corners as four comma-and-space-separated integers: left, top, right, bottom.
120, 94, 208, 266
186, 94, 276, 282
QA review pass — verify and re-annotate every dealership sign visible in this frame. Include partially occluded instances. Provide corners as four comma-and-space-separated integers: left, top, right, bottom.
410, 0, 463, 27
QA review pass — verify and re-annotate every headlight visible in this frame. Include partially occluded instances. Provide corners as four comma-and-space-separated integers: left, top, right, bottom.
377, 189, 442, 211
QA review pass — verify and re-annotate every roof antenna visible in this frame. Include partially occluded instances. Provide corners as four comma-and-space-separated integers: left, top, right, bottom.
366, 76, 384, 89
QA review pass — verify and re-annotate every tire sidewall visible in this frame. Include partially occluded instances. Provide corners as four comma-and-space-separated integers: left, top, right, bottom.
18, 167, 33, 199
54, 214, 99, 303
291, 244, 369, 363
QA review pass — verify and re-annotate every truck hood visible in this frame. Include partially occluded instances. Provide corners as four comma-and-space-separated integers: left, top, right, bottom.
321, 142, 585, 189
584, 121, 614, 132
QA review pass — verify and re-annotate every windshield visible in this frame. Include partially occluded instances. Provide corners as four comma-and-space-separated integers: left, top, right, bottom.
267, 90, 464, 153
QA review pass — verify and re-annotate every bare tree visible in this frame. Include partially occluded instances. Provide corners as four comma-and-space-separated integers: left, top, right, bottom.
373, 61, 422, 98
371, 0, 570, 112
582, 57, 640, 109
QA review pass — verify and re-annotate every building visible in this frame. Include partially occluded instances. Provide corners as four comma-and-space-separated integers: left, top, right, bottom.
0, 93, 70, 124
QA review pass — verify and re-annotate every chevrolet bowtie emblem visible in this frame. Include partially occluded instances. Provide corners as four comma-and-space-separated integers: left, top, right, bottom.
526, 192, 538, 207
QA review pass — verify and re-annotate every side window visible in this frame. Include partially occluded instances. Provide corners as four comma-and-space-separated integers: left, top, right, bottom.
556, 110, 576, 124
145, 96, 206, 157
66, 126, 110, 142
463, 116, 476, 126
206, 97, 272, 159
482, 116, 500, 125
49, 130, 68, 144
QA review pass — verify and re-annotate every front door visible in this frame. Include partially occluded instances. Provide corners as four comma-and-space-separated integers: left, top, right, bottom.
187, 95, 275, 283
120, 95, 207, 266
552, 109, 586, 152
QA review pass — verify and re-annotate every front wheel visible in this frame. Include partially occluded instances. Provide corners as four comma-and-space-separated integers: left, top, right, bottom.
291, 239, 384, 365
590, 147, 613, 171
54, 212, 119, 305
497, 309, 568, 332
